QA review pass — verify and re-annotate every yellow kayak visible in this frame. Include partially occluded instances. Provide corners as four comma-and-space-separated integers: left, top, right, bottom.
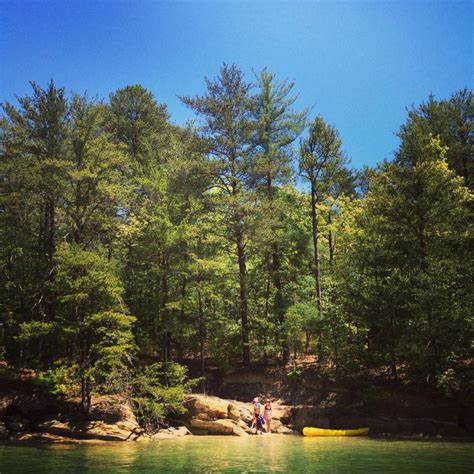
303, 427, 369, 437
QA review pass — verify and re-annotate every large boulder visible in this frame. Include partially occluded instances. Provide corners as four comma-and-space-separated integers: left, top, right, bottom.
189, 418, 248, 436
37, 419, 143, 441
226, 400, 254, 424
35, 395, 144, 441
181, 394, 295, 435
183, 395, 230, 420
181, 395, 254, 435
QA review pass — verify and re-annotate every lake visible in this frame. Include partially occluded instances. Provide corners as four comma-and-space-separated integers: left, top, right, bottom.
1, 436, 473, 473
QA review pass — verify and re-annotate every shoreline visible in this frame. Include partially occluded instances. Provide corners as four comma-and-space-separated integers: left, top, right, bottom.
2, 370, 473, 442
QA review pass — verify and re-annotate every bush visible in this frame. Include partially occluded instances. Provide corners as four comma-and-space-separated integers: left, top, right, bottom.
130, 362, 201, 433
33, 363, 79, 397
286, 366, 304, 379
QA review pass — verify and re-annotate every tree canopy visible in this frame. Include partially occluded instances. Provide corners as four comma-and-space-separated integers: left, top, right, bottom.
1, 68, 472, 410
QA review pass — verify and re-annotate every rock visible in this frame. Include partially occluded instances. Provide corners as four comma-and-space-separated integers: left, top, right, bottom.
275, 425, 297, 435
189, 418, 248, 436
228, 400, 254, 424
0, 421, 9, 439
149, 425, 192, 439
5, 414, 30, 432
189, 428, 209, 435
150, 429, 176, 440
37, 419, 143, 441
289, 405, 331, 432
184, 395, 230, 420
262, 418, 296, 434
0, 395, 14, 419
236, 418, 251, 431
227, 403, 240, 421
181, 394, 295, 436
268, 419, 284, 433
90, 396, 137, 425
174, 426, 192, 437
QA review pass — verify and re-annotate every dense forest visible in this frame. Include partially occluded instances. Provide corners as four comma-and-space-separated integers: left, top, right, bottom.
0, 64, 472, 420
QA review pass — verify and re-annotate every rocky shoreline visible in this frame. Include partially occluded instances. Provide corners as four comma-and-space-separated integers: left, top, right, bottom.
0, 392, 296, 443
1, 368, 472, 443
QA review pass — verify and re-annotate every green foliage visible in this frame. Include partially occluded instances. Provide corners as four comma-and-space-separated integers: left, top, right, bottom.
436, 368, 460, 397
17, 321, 54, 341
284, 302, 319, 360
1, 75, 471, 404
286, 366, 304, 379
33, 363, 78, 397
299, 115, 344, 187
131, 362, 200, 433
51, 243, 136, 411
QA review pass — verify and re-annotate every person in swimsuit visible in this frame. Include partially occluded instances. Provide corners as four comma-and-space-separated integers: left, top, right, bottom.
263, 398, 272, 434
252, 397, 265, 434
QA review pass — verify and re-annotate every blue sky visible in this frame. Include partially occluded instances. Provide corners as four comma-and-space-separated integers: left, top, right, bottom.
1, 0, 472, 168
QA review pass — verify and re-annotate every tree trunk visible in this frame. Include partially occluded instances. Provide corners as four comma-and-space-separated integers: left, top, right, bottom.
272, 246, 289, 362
161, 254, 171, 365
45, 198, 56, 365
267, 171, 289, 363
198, 290, 206, 393
80, 336, 91, 415
236, 229, 250, 366
328, 209, 334, 263
310, 182, 324, 361
310, 183, 322, 312
81, 376, 91, 415
263, 268, 272, 366
176, 276, 187, 360
332, 322, 338, 373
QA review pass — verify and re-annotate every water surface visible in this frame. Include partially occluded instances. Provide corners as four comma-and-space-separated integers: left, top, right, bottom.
1, 436, 473, 473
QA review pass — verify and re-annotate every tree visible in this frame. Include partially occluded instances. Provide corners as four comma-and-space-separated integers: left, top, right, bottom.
107, 84, 174, 362
348, 127, 472, 381
0, 81, 69, 364
402, 89, 473, 189
251, 69, 306, 361
65, 94, 130, 249
181, 64, 255, 365
299, 116, 344, 314
51, 243, 136, 413
108, 84, 168, 160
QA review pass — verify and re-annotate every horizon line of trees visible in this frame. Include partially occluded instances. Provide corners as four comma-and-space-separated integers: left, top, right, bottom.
0, 65, 472, 411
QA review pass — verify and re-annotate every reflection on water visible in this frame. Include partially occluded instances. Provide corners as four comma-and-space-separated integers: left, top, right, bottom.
1, 435, 473, 473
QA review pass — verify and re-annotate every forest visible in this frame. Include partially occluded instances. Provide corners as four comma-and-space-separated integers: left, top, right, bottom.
0, 64, 472, 422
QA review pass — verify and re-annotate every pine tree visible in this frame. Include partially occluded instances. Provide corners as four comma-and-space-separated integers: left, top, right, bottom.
51, 243, 136, 413
181, 64, 255, 365
251, 69, 306, 362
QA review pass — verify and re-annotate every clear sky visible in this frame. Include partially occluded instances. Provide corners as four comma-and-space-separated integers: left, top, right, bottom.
1, 0, 472, 168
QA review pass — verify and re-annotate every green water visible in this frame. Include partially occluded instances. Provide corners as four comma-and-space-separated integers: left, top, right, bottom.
0, 436, 473, 473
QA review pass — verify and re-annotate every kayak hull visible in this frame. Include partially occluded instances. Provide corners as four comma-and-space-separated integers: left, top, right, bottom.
303, 427, 369, 437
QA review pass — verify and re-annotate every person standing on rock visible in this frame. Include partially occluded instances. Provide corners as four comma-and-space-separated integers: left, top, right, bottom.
263, 398, 272, 434
252, 397, 265, 434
